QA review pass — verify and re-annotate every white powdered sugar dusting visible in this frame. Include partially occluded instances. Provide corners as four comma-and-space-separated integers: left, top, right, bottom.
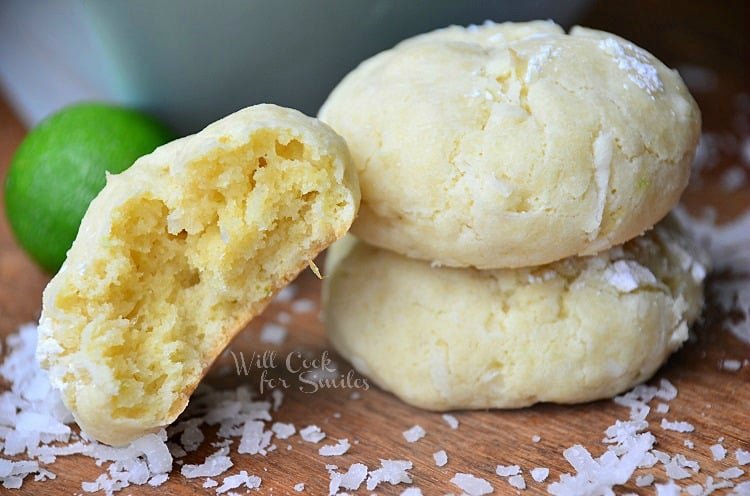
524, 45, 560, 83
598, 37, 664, 94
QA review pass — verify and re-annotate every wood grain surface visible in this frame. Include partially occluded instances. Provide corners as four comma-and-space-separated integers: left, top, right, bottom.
1, 1, 748, 495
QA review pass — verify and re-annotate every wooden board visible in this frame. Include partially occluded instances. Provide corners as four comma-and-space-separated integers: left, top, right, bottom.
1, 1, 748, 494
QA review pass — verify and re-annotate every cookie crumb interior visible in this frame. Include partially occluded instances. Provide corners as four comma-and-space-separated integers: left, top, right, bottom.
45, 125, 354, 442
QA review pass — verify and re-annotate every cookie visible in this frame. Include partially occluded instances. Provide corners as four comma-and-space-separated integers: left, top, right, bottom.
37, 104, 360, 445
319, 20, 700, 268
323, 216, 708, 410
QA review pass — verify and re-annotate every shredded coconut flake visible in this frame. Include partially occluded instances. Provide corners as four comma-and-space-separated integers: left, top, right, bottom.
664, 458, 692, 480
450, 473, 493, 496
274, 284, 297, 303
531, 467, 549, 483
636, 473, 655, 487
710, 443, 727, 461
271, 422, 295, 440
400, 488, 423, 496
276, 311, 292, 325
402, 425, 426, 443
548, 432, 655, 495
442, 414, 459, 430
237, 420, 272, 456
676, 207, 750, 345
508, 473, 526, 490
656, 379, 678, 401
717, 467, 745, 480
291, 299, 316, 314
216, 470, 261, 494
366, 460, 413, 491
299, 425, 326, 443
655, 480, 682, 496
661, 418, 695, 432
259, 323, 287, 345
318, 438, 350, 457
496, 464, 521, 477
180, 447, 232, 478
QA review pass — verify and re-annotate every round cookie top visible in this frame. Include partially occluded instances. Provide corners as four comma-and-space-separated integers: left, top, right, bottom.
319, 20, 701, 268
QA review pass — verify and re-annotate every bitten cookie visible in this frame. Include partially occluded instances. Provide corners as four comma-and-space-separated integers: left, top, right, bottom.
323, 216, 708, 410
319, 20, 700, 268
37, 104, 360, 446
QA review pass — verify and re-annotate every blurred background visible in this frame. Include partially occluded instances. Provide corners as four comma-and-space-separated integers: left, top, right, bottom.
0, 0, 596, 134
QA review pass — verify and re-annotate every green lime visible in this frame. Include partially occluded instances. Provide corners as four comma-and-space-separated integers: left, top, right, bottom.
4, 102, 174, 274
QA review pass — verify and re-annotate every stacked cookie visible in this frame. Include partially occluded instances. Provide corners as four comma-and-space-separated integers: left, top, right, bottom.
318, 21, 708, 410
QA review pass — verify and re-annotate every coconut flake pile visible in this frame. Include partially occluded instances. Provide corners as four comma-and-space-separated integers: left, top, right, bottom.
676, 206, 750, 345
548, 378, 750, 496
0, 324, 172, 493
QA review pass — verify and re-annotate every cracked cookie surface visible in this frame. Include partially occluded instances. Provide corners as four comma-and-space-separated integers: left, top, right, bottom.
319, 20, 700, 268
